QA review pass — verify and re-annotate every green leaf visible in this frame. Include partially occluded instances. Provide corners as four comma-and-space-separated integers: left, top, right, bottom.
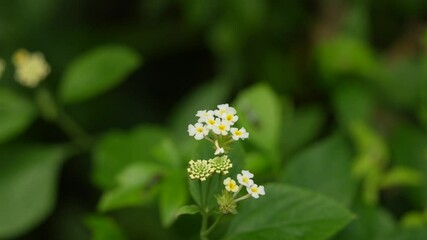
85, 215, 126, 240
92, 125, 175, 190
175, 205, 200, 218
234, 83, 282, 151
281, 105, 326, 156
98, 162, 162, 212
0, 88, 36, 144
281, 134, 356, 206
381, 167, 423, 188
334, 204, 395, 240
224, 183, 354, 240
0, 145, 65, 239
332, 83, 374, 127
59, 45, 141, 104
159, 172, 188, 227
388, 228, 427, 240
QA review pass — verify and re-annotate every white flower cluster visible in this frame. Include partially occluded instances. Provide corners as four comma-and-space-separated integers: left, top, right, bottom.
223, 170, 265, 199
12, 49, 50, 88
188, 104, 249, 142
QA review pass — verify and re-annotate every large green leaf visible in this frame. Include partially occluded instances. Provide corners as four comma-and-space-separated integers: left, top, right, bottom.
281, 134, 356, 206
0, 145, 65, 238
92, 125, 176, 190
224, 184, 354, 240
389, 228, 427, 240
159, 171, 187, 227
234, 83, 282, 151
334, 204, 395, 240
85, 215, 126, 240
59, 45, 141, 104
0, 88, 36, 144
97, 162, 163, 212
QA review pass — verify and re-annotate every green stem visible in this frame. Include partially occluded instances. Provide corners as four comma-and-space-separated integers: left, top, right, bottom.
203, 214, 223, 237
57, 109, 92, 147
200, 213, 209, 240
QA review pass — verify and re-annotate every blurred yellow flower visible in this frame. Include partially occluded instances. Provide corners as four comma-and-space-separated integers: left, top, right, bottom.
12, 49, 50, 88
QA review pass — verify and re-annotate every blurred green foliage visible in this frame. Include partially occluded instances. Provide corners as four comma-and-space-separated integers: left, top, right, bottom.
0, 0, 427, 239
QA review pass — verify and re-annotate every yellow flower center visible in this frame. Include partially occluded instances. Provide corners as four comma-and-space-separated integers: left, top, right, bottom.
251, 186, 259, 193
208, 119, 215, 125
242, 177, 249, 183
235, 130, 242, 136
196, 127, 204, 133
219, 125, 226, 131
226, 114, 233, 121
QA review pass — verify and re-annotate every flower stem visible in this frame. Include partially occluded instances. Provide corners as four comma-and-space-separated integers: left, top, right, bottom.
200, 212, 209, 240
203, 214, 223, 237
234, 194, 251, 203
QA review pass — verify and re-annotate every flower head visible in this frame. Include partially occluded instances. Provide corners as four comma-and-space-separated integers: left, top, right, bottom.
230, 127, 249, 140
12, 49, 50, 88
209, 155, 232, 174
215, 104, 230, 118
205, 116, 217, 129
196, 110, 214, 123
212, 119, 230, 135
237, 170, 254, 187
188, 123, 209, 140
187, 160, 214, 181
216, 190, 237, 214
246, 184, 265, 199
223, 177, 239, 192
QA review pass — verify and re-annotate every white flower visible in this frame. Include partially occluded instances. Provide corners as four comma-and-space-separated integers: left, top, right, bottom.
214, 140, 225, 155
215, 103, 229, 118
223, 177, 239, 192
222, 107, 239, 125
230, 127, 249, 140
237, 170, 254, 187
196, 110, 214, 123
246, 184, 265, 199
212, 119, 230, 135
188, 123, 209, 140
205, 116, 218, 129
12, 49, 50, 88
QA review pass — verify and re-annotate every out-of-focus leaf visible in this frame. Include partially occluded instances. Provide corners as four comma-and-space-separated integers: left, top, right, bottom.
315, 36, 378, 84
159, 171, 187, 227
400, 211, 426, 228
234, 83, 282, 151
224, 184, 354, 240
390, 124, 427, 207
98, 162, 162, 212
334, 204, 395, 240
0, 145, 65, 239
281, 105, 326, 156
381, 167, 423, 188
332, 83, 374, 127
175, 205, 199, 218
0, 88, 36, 144
281, 134, 356, 206
85, 215, 126, 240
59, 45, 141, 104
389, 228, 427, 240
92, 125, 175, 190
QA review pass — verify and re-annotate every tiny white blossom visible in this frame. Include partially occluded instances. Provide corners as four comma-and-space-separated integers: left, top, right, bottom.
188, 123, 209, 140
247, 184, 265, 199
214, 140, 225, 155
223, 177, 239, 192
196, 110, 214, 123
222, 108, 239, 125
205, 116, 218, 129
212, 119, 230, 135
230, 127, 249, 140
215, 103, 229, 118
237, 170, 254, 187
